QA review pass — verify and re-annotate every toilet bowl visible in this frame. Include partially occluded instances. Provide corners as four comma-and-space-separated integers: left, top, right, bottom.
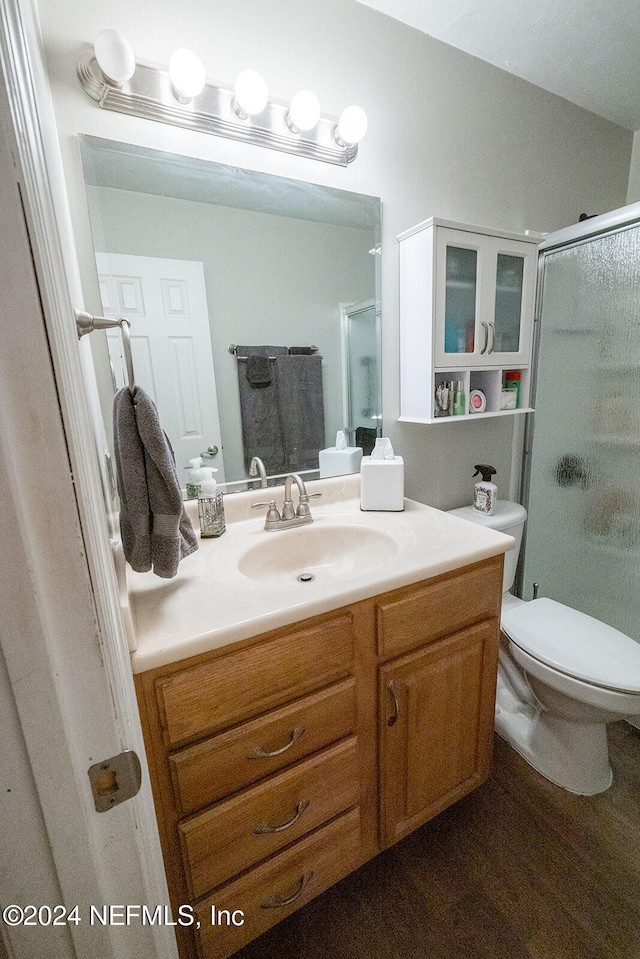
447, 500, 640, 795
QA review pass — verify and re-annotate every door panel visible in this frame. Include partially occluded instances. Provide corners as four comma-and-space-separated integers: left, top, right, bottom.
97, 252, 226, 485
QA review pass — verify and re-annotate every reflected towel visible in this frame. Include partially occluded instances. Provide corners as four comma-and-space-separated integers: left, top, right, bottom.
113, 387, 198, 578
274, 353, 325, 472
236, 346, 288, 473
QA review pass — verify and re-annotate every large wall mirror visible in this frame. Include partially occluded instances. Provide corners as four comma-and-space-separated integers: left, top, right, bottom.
79, 136, 382, 492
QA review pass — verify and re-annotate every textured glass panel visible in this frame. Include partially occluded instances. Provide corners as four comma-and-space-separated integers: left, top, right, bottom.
444, 246, 476, 353
494, 254, 523, 352
345, 304, 381, 431
522, 225, 640, 641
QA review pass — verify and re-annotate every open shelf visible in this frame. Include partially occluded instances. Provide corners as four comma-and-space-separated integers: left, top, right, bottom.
403, 366, 532, 423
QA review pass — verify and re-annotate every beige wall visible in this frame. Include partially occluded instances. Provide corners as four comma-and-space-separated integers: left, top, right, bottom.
39, 0, 633, 508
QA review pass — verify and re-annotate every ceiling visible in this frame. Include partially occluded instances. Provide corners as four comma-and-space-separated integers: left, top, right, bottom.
353, 0, 640, 131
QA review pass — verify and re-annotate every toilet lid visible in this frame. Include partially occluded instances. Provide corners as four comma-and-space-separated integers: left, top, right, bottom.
501, 598, 640, 694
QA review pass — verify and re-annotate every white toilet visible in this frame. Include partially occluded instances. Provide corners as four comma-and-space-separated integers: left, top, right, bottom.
448, 500, 640, 795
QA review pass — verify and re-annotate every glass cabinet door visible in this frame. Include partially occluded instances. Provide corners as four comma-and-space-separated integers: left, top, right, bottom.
492, 252, 525, 354
444, 244, 478, 355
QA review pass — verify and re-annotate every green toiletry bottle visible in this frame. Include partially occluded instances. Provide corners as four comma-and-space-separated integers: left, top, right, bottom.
453, 380, 465, 416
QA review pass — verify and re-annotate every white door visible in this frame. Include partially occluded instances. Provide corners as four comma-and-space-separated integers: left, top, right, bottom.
0, 4, 176, 959
97, 253, 226, 485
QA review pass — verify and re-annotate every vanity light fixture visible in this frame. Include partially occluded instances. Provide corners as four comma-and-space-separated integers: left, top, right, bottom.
335, 105, 368, 146
93, 29, 136, 87
77, 31, 367, 165
287, 90, 321, 133
232, 69, 269, 118
168, 48, 206, 103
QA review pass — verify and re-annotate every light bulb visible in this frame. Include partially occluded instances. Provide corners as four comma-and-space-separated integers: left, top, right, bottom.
287, 90, 321, 133
93, 29, 135, 86
169, 49, 206, 103
335, 105, 368, 146
233, 69, 268, 118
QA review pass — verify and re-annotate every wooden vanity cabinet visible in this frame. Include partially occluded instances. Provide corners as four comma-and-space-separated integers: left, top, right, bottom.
134, 555, 502, 959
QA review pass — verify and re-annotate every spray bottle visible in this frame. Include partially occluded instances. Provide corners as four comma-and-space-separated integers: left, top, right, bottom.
473, 464, 497, 515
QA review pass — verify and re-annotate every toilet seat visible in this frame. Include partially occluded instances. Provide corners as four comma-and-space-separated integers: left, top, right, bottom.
501, 598, 640, 694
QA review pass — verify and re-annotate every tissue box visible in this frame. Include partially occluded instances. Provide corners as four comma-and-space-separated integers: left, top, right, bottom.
319, 446, 363, 478
360, 455, 404, 511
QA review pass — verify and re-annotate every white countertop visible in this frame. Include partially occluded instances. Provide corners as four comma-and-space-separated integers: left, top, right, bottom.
128, 475, 514, 673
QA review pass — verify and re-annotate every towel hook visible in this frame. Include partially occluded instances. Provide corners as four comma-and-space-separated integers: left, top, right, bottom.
75, 308, 135, 393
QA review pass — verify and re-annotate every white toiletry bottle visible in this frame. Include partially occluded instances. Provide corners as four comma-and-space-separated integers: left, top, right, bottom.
472, 464, 497, 515
186, 457, 205, 499
198, 469, 225, 537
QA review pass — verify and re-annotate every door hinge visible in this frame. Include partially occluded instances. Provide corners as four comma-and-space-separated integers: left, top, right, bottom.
88, 750, 142, 813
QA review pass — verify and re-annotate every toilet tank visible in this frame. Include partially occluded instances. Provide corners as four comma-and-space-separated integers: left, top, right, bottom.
446, 500, 527, 594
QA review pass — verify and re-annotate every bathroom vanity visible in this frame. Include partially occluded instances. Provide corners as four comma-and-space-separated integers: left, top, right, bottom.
130, 477, 510, 959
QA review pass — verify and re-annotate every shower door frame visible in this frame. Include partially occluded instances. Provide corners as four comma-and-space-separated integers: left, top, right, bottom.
517, 199, 640, 598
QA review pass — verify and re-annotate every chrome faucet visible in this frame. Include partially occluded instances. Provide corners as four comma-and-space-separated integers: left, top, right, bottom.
251, 473, 321, 530
248, 456, 268, 488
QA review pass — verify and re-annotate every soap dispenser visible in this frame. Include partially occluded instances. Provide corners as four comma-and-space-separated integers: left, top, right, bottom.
473, 464, 497, 515
198, 469, 226, 537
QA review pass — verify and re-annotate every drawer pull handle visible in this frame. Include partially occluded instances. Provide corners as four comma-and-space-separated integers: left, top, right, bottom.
253, 799, 310, 835
247, 726, 305, 759
386, 680, 399, 727
260, 871, 314, 909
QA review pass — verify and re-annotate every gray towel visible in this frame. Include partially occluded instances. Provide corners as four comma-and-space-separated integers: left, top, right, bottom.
245, 355, 273, 385
113, 387, 198, 578
274, 354, 325, 472
236, 346, 288, 473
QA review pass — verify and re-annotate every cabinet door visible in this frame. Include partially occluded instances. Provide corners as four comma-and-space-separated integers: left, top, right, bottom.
379, 620, 498, 847
434, 229, 535, 368
484, 236, 536, 366
434, 228, 483, 366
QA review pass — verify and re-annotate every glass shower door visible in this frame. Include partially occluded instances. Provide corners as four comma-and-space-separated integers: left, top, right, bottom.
521, 222, 640, 640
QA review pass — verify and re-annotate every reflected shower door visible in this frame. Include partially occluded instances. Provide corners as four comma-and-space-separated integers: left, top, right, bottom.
522, 224, 640, 640
342, 300, 381, 441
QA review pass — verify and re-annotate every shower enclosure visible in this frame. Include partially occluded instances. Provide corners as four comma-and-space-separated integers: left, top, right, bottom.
521, 203, 640, 642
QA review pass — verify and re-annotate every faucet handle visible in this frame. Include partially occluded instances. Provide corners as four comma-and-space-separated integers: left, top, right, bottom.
251, 500, 281, 523
295, 491, 322, 517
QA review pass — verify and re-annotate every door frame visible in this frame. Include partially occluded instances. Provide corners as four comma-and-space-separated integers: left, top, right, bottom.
0, 2, 176, 957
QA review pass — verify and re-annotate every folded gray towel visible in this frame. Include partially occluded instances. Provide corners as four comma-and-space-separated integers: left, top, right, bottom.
113, 387, 198, 578
245, 355, 272, 385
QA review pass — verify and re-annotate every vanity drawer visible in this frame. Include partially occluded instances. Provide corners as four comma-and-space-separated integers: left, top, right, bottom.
170, 678, 356, 816
157, 612, 355, 747
180, 736, 359, 898
377, 556, 502, 660
194, 807, 362, 959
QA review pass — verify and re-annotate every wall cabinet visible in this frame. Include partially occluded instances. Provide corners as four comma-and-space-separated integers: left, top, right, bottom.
134, 555, 502, 959
398, 217, 539, 422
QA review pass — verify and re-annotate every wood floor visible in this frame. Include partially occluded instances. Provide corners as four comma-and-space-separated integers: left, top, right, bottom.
232, 723, 640, 959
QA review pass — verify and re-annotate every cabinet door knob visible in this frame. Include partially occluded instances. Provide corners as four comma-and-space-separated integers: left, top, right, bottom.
260, 871, 314, 909
386, 680, 399, 727
253, 799, 310, 834
247, 726, 305, 759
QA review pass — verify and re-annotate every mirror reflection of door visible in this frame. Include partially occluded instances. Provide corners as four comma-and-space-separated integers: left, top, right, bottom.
342, 299, 381, 449
96, 252, 226, 485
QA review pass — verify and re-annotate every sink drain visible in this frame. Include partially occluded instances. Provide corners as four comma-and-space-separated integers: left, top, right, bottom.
297, 572, 315, 583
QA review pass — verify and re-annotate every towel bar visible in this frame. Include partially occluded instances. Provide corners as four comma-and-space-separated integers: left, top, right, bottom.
75, 308, 135, 393
228, 343, 321, 360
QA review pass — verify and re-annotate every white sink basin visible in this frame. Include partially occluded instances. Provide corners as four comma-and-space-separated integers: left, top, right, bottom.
238, 523, 398, 584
